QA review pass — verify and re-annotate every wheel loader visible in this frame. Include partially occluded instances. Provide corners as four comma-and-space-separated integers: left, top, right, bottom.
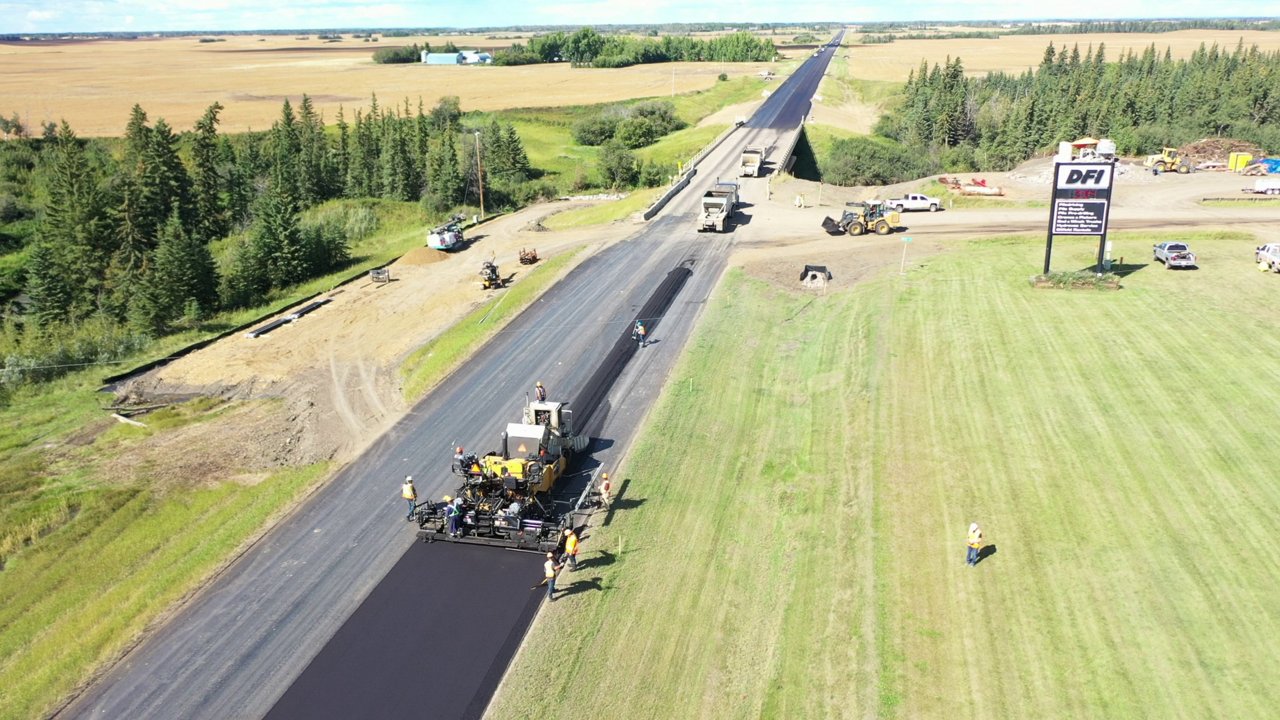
1143, 147, 1192, 174
821, 201, 901, 236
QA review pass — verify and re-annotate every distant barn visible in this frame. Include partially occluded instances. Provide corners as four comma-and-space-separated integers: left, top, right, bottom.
422, 52, 464, 65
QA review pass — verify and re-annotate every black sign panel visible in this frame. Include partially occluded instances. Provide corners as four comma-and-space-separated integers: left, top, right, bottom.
1044, 162, 1116, 274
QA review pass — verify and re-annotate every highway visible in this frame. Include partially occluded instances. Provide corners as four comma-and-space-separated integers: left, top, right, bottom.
62, 33, 842, 720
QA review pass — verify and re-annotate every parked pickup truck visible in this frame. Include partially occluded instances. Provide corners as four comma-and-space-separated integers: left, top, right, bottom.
1256, 243, 1280, 272
1153, 241, 1198, 269
886, 193, 941, 212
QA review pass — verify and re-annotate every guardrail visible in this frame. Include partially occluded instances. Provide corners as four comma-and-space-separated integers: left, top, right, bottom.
775, 104, 810, 174
1202, 196, 1280, 202
640, 121, 743, 221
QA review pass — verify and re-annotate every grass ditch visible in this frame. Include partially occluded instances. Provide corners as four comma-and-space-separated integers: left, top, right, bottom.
399, 246, 585, 401
541, 190, 662, 231
490, 229, 1280, 719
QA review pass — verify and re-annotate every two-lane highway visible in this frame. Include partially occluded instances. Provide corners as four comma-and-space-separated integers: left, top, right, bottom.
63, 33, 844, 720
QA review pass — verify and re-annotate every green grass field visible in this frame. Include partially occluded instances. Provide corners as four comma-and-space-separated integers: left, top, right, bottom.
490, 230, 1280, 718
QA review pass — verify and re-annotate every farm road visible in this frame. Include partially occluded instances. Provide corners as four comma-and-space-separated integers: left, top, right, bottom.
60, 34, 842, 720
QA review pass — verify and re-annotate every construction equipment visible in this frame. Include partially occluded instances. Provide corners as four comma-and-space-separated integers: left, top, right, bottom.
519, 248, 539, 265
427, 214, 466, 251
415, 396, 590, 550
479, 259, 505, 289
740, 146, 765, 177
821, 201, 901, 236
697, 180, 739, 233
1144, 147, 1192, 174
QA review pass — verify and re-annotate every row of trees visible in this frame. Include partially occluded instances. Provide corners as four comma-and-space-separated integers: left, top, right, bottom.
372, 40, 460, 64
858, 41, 1280, 178
493, 29, 776, 67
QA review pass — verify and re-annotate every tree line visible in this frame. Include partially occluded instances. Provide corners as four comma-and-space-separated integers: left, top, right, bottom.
0, 94, 541, 391
818, 40, 1280, 184
492, 29, 776, 67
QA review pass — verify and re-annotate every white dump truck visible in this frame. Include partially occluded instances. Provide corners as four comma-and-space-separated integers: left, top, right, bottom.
697, 181, 739, 233
740, 146, 765, 177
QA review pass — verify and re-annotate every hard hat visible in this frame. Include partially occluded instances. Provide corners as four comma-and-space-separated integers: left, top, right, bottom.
443, 495, 452, 502
564, 528, 572, 536
455, 446, 463, 454
536, 381, 543, 387
405, 475, 413, 482
601, 472, 609, 479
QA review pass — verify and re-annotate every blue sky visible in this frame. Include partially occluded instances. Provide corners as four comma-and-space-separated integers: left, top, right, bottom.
1, 0, 1276, 34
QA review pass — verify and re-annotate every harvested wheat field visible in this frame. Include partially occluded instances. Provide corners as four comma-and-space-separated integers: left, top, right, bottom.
846, 29, 1280, 80
0, 34, 774, 136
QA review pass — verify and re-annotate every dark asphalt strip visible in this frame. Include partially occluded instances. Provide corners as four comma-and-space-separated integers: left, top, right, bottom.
264, 543, 544, 720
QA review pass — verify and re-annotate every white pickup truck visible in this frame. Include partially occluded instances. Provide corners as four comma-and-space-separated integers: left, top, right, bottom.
1256, 243, 1280, 272
886, 193, 941, 212
1153, 241, 1197, 269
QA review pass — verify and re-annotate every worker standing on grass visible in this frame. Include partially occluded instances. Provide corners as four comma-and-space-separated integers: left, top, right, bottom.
966, 522, 984, 567
538, 552, 563, 602
561, 528, 579, 571
401, 476, 417, 521
598, 472, 612, 508
535, 381, 547, 401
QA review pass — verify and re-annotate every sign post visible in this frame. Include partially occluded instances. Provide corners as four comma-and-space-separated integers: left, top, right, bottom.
1045, 162, 1115, 274
900, 236, 912, 275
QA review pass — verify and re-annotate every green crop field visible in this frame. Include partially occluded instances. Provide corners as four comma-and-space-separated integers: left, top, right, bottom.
490, 231, 1280, 719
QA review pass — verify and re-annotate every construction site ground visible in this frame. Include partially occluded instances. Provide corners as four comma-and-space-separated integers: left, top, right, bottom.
114, 158, 1277, 494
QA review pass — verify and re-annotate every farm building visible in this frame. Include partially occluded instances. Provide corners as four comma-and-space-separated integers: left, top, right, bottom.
460, 51, 492, 64
422, 52, 464, 64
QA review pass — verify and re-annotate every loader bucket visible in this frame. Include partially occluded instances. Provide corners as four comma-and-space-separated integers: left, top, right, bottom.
821, 216, 844, 235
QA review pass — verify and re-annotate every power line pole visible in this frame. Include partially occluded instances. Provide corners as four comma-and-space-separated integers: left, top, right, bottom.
473, 130, 485, 220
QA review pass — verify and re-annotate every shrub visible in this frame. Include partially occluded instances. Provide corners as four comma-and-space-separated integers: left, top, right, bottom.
614, 117, 663, 149
572, 115, 620, 146
598, 141, 639, 189
820, 136, 936, 186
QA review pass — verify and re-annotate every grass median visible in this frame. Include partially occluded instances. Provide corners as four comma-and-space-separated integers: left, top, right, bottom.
400, 247, 584, 401
490, 230, 1280, 719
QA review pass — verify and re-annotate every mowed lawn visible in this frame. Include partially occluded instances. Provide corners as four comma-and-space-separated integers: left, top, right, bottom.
489, 232, 1280, 719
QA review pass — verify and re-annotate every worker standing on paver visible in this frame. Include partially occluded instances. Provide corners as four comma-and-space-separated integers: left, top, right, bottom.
446, 496, 462, 538
401, 476, 417, 521
561, 528, 579, 571
534, 381, 547, 401
966, 522, 984, 567
598, 472, 612, 508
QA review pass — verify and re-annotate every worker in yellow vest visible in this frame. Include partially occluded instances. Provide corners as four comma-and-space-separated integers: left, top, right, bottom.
534, 381, 547, 402
966, 522, 983, 567
401, 476, 417, 521
561, 528, 579, 571
536, 551, 563, 602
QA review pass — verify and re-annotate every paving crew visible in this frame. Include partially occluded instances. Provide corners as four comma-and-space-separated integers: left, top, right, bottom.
966, 522, 984, 567
401, 476, 417, 521
561, 528, 579, 571
598, 472, 612, 508
534, 381, 547, 402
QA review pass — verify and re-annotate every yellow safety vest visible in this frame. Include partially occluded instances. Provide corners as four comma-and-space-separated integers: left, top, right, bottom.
967, 529, 982, 548
565, 534, 578, 555
402, 483, 416, 500
545, 559, 557, 578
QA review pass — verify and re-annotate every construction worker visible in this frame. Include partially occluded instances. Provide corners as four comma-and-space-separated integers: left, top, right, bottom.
633, 319, 647, 348
561, 528, 579, 571
598, 472, 612, 508
401, 476, 417, 521
966, 522, 984, 567
534, 381, 547, 402
539, 551, 563, 601
446, 496, 461, 538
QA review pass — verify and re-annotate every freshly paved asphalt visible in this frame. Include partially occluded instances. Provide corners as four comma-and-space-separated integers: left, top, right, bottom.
62, 34, 840, 720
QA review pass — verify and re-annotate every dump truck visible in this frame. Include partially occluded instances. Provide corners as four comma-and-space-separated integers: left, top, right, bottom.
698, 181, 739, 233
740, 146, 765, 177
427, 214, 466, 251
1144, 147, 1192, 174
821, 201, 901, 236
415, 396, 590, 550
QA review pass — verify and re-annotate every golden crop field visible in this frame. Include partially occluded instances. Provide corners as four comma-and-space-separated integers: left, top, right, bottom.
846, 29, 1280, 80
0, 33, 769, 137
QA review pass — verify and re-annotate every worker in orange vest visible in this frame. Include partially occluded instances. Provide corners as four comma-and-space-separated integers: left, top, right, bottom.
561, 528, 580, 571
966, 522, 983, 566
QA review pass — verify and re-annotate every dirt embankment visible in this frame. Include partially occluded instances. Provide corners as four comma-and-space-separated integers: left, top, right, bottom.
114, 202, 637, 486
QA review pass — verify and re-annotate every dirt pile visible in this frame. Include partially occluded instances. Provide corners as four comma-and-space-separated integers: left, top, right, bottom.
400, 247, 450, 265
1179, 138, 1264, 164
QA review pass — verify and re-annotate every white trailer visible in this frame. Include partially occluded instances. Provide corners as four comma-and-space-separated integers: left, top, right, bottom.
1245, 178, 1280, 195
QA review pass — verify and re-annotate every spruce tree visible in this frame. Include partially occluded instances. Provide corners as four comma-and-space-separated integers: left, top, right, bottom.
191, 102, 228, 244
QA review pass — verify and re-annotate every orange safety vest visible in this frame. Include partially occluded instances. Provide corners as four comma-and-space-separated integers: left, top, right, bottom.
402, 483, 416, 500
565, 533, 578, 555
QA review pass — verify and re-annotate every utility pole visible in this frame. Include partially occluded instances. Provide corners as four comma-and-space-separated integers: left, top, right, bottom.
474, 130, 485, 220
671, 68, 675, 97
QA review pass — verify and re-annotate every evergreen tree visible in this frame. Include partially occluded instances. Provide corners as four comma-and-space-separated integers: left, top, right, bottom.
149, 209, 219, 328
24, 239, 72, 326
191, 102, 228, 244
